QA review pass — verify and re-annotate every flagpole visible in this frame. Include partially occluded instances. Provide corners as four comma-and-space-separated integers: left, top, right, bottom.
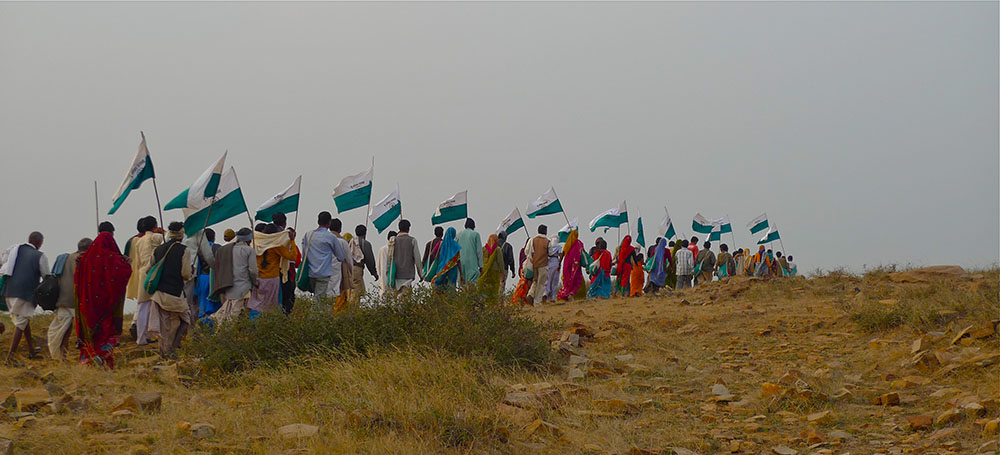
196, 196, 218, 256
364, 157, 374, 231
231, 169, 257, 249
625, 201, 631, 236
551, 187, 571, 226
293, 176, 301, 232
142, 132, 165, 228
94, 181, 100, 231
726, 213, 736, 249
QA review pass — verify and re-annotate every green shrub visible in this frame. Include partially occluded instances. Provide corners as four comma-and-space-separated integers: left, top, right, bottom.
187, 287, 554, 372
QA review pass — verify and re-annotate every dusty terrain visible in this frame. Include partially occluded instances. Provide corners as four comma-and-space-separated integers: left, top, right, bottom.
0, 267, 997, 455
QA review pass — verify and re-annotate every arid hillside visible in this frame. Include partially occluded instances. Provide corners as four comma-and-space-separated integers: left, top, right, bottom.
0, 267, 997, 455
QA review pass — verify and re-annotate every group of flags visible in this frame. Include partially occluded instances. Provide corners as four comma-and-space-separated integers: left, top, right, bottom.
107, 135, 785, 250
108, 138, 298, 236
747, 213, 781, 246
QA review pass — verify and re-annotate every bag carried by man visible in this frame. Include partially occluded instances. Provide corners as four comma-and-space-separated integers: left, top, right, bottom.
143, 243, 177, 295
34, 275, 60, 311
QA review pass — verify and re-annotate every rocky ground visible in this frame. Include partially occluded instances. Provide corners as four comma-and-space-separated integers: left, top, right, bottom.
0, 267, 996, 454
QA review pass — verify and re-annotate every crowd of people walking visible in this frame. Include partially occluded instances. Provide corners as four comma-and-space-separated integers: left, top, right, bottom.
0, 211, 795, 367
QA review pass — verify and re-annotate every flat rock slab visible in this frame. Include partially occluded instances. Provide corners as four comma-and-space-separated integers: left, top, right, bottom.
888, 266, 967, 283
278, 423, 319, 439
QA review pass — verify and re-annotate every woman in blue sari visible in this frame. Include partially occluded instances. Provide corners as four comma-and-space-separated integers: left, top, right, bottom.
423, 227, 461, 290
646, 238, 668, 294
586, 238, 613, 300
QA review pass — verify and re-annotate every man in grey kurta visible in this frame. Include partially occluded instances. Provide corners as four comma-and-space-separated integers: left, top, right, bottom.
457, 218, 483, 284
212, 228, 258, 322
48, 237, 91, 360
391, 220, 422, 292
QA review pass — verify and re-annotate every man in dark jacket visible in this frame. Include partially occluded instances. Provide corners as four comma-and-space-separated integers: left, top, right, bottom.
150, 222, 193, 358
350, 225, 378, 303
1, 231, 50, 364
497, 231, 516, 291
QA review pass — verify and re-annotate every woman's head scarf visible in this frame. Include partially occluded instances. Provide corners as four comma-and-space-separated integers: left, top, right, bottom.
484, 234, 500, 257
562, 229, 579, 255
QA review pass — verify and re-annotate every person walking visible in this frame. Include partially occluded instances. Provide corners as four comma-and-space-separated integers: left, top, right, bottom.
422, 226, 444, 277
391, 220, 422, 294
349, 225, 378, 304
524, 225, 550, 307
132, 218, 164, 345
150, 223, 195, 358
457, 218, 483, 285
48, 237, 91, 361
248, 224, 297, 315
74, 227, 131, 368
377, 231, 397, 297
270, 213, 300, 315
300, 212, 348, 299
1, 231, 50, 364
212, 228, 258, 322
674, 239, 695, 290
694, 241, 716, 286
497, 231, 516, 292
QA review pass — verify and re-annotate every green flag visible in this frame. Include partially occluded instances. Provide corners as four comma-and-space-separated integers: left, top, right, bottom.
108, 134, 155, 215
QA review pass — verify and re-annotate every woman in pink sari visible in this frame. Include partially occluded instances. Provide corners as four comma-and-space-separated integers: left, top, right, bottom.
557, 229, 589, 301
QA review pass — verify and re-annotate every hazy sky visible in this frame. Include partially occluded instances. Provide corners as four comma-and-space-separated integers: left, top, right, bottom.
1, 2, 997, 274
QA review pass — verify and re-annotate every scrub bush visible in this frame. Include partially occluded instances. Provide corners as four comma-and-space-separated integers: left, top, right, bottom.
188, 287, 554, 372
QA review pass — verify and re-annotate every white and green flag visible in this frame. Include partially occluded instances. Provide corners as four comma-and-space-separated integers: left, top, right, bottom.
747, 213, 769, 235
369, 188, 402, 234
255, 175, 301, 222
108, 134, 156, 215
589, 200, 628, 232
658, 208, 676, 239
636, 212, 646, 248
431, 190, 468, 225
757, 224, 781, 245
692, 213, 732, 234
497, 207, 526, 236
557, 217, 580, 243
707, 224, 723, 242
526, 187, 564, 219
332, 167, 373, 213
164, 152, 227, 211
182, 167, 248, 235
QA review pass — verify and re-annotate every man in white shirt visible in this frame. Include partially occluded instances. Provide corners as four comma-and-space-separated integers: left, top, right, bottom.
674, 239, 695, 290
377, 231, 397, 298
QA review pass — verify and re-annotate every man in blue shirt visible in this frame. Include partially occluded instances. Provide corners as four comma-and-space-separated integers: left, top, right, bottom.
301, 211, 348, 299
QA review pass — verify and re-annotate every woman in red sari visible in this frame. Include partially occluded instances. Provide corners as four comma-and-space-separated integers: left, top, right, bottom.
74, 230, 131, 368
615, 236, 636, 296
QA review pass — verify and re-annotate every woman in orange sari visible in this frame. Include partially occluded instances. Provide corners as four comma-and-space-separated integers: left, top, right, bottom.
510, 238, 531, 305
629, 252, 645, 297
74, 230, 131, 368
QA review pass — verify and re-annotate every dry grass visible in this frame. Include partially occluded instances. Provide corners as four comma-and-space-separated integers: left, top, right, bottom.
0, 269, 997, 454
